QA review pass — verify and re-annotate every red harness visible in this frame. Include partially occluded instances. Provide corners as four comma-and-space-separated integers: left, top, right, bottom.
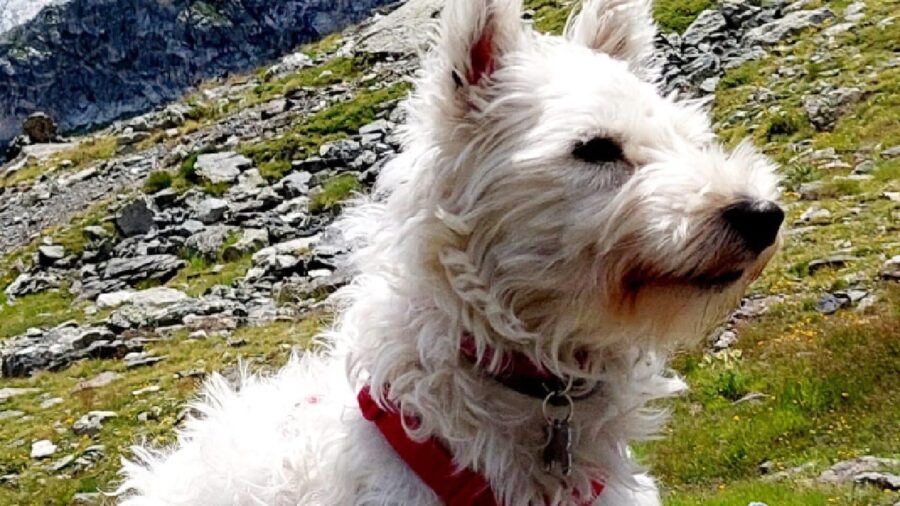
356, 339, 605, 506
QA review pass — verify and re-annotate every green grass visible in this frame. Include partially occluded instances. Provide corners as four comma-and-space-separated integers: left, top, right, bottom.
0, 289, 84, 340
240, 81, 410, 181
309, 174, 362, 214
252, 55, 372, 101
141, 171, 173, 194
0, 137, 119, 189
654, 0, 714, 33
0, 318, 321, 505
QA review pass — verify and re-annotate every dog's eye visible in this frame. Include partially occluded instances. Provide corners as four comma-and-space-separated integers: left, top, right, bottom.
572, 137, 624, 164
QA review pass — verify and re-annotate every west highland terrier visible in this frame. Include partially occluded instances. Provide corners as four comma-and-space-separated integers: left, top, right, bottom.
118, 0, 783, 504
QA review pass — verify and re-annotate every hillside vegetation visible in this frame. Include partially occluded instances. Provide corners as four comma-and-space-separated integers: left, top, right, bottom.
0, 0, 897, 504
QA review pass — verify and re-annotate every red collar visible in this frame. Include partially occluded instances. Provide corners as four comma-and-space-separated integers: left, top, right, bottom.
459, 334, 599, 404
357, 385, 604, 506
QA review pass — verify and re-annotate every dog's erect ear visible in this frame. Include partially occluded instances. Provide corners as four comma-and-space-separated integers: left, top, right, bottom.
565, 0, 657, 73
436, 0, 523, 87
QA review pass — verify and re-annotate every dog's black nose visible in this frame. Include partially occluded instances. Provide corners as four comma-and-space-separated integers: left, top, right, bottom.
723, 199, 784, 254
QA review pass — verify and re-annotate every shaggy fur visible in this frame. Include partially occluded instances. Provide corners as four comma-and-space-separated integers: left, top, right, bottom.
117, 0, 781, 504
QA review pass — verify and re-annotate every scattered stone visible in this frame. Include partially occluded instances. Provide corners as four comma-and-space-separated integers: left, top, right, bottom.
124, 353, 166, 369
798, 206, 832, 224
815, 293, 850, 315
0, 387, 41, 402
733, 392, 769, 405
803, 87, 862, 131
116, 199, 155, 237
882, 191, 900, 203
852, 160, 875, 174
798, 181, 824, 200
132, 385, 161, 396
195, 152, 252, 184
185, 225, 237, 258
73, 371, 122, 392
23, 112, 59, 143
745, 8, 836, 46
880, 255, 900, 281
711, 329, 738, 350
854, 472, 900, 491
37, 245, 66, 266
103, 254, 185, 285
818, 456, 900, 484
807, 255, 855, 275
223, 228, 269, 261
0, 410, 25, 420
39, 397, 64, 409
49, 454, 76, 472
880, 145, 900, 158
195, 198, 230, 224
72, 411, 118, 436
30, 439, 58, 459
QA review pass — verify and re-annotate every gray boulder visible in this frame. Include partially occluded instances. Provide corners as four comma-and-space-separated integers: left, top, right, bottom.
746, 8, 836, 45
195, 152, 252, 185
103, 255, 185, 285
195, 198, 230, 224
116, 199, 155, 237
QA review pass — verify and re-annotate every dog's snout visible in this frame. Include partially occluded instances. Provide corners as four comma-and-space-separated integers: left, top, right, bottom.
722, 199, 784, 254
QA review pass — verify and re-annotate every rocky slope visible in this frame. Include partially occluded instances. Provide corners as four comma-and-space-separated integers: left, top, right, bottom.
0, 0, 897, 504
0, 0, 397, 147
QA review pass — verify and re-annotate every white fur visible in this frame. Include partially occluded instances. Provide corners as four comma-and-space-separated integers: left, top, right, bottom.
117, 0, 780, 504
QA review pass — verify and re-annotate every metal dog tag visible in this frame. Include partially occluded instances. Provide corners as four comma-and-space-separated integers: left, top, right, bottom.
543, 418, 572, 476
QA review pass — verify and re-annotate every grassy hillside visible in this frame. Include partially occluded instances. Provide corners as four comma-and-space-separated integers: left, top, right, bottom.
0, 0, 897, 504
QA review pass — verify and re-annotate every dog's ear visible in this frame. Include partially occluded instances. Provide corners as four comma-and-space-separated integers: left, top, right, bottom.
565, 0, 656, 73
436, 0, 523, 89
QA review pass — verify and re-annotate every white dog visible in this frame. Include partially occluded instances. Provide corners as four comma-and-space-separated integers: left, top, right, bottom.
117, 0, 782, 504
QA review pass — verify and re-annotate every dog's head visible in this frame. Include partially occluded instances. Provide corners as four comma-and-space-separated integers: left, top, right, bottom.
390, 0, 781, 358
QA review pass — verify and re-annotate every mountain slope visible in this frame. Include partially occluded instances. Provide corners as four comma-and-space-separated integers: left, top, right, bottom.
0, 0, 897, 504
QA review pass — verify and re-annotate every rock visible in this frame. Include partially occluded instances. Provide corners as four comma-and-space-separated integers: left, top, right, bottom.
72, 411, 117, 436
815, 293, 850, 315
852, 160, 875, 174
802, 87, 862, 131
276, 171, 313, 198
4, 272, 61, 298
882, 191, 900, 203
96, 291, 136, 309
151, 188, 180, 209
798, 182, 824, 200
30, 440, 58, 459
116, 199, 155, 237
818, 456, 900, 484
0, 387, 41, 402
0, 410, 25, 420
264, 51, 312, 79
223, 228, 269, 261
103, 255, 185, 285
97, 287, 189, 309
39, 397, 64, 409
881, 145, 900, 158
745, 8, 836, 46
854, 472, 900, 491
49, 454, 76, 472
124, 353, 165, 369
194, 152, 252, 184
185, 225, 236, 258
798, 206, 832, 224
195, 198, 230, 224
73, 371, 122, 392
72, 492, 102, 505
37, 245, 66, 266
358, 0, 443, 55
807, 255, 855, 274
880, 255, 900, 281
712, 329, 738, 350
319, 139, 362, 162
22, 113, 58, 143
